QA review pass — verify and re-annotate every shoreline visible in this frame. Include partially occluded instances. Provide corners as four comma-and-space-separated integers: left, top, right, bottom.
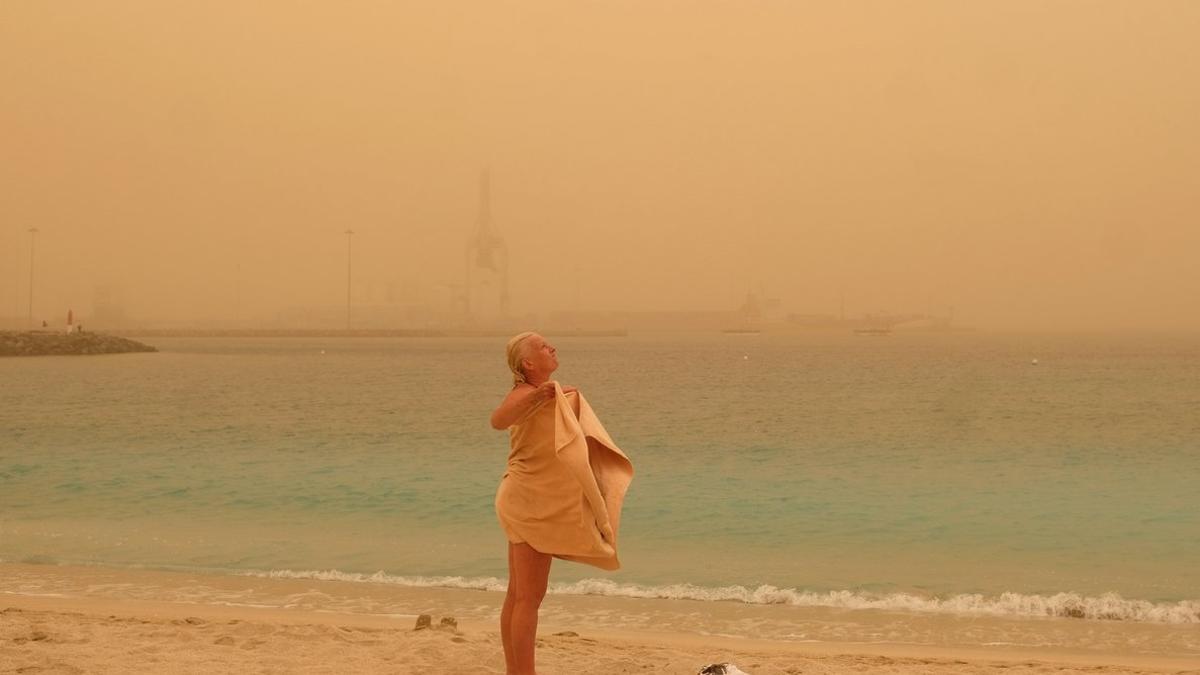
4, 592, 1197, 674
110, 328, 628, 338
2, 563, 1196, 674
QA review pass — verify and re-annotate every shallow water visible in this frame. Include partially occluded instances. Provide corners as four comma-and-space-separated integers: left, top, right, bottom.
2, 332, 1199, 629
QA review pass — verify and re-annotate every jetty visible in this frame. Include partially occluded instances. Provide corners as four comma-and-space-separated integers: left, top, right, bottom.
0, 331, 158, 357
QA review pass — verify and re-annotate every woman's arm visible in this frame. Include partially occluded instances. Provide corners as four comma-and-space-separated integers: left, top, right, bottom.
490, 382, 555, 430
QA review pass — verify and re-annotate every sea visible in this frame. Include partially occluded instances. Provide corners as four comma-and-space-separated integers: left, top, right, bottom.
2, 332, 1198, 656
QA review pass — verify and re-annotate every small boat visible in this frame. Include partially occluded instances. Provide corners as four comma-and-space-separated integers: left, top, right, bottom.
853, 327, 892, 336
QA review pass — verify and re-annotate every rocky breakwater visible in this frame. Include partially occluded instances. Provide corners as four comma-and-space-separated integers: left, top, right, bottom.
0, 331, 157, 357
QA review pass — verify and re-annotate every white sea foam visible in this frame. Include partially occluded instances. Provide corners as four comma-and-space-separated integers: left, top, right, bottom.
241, 569, 1200, 624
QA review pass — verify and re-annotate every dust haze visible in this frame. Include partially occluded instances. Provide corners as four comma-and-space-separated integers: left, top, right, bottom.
3, 2, 1198, 332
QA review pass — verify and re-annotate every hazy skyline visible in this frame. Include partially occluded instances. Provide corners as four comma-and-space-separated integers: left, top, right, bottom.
3, 2, 1198, 331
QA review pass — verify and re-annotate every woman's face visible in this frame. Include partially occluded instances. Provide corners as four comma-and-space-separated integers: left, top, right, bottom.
523, 334, 558, 375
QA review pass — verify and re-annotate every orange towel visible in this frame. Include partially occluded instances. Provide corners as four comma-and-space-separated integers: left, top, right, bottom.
495, 382, 634, 570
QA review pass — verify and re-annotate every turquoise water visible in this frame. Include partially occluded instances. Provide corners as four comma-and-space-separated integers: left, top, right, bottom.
2, 333, 1198, 623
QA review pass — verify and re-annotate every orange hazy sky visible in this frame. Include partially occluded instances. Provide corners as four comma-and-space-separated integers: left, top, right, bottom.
2, 1, 1198, 330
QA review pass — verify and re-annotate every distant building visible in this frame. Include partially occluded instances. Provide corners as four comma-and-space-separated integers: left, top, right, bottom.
464, 169, 510, 326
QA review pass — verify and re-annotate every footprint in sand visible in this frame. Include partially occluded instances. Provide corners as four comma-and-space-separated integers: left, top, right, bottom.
239, 638, 266, 650
11, 630, 51, 644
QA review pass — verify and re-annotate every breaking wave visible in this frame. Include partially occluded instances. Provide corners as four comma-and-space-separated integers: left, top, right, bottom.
242, 569, 1200, 624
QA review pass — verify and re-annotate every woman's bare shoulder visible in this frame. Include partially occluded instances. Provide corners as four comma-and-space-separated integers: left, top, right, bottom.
501, 383, 535, 402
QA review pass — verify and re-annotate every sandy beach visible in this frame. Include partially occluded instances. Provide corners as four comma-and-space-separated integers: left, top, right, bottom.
3, 565, 1197, 675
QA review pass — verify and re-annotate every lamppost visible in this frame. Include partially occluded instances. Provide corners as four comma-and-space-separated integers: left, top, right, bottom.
344, 229, 354, 331
27, 227, 38, 329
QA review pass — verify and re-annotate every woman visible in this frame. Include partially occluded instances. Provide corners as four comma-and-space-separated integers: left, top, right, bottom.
490, 331, 633, 675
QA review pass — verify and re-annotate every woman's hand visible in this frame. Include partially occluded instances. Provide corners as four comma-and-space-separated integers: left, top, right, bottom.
536, 381, 558, 401
537, 381, 578, 398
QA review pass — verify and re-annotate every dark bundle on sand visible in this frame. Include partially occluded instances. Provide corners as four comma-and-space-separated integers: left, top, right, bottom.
698, 664, 750, 675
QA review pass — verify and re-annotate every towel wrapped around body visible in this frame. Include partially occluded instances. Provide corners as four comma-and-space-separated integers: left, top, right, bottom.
495, 382, 633, 570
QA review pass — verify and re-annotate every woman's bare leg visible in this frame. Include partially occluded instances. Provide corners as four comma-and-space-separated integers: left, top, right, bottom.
501, 544, 516, 673
502, 542, 552, 675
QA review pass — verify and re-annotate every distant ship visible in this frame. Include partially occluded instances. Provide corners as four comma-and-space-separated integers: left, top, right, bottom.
853, 327, 893, 336
721, 328, 762, 335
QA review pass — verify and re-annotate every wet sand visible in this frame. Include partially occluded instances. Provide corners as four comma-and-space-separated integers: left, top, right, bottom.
3, 587, 1197, 674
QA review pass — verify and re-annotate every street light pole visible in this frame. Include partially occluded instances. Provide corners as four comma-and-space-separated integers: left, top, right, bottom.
344, 229, 354, 331
27, 227, 38, 329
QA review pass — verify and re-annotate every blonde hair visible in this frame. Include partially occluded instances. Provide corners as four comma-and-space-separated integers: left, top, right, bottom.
505, 331, 538, 388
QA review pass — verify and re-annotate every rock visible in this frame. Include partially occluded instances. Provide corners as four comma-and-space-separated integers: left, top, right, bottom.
414, 614, 432, 630
214, 636, 236, 646
30, 630, 49, 642
437, 616, 457, 630
552, 631, 579, 637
